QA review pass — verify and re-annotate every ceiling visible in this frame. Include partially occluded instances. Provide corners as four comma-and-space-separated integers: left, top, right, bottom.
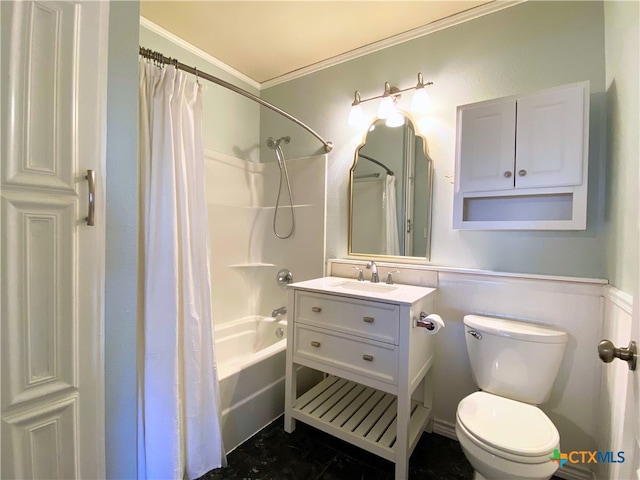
140, 1, 493, 85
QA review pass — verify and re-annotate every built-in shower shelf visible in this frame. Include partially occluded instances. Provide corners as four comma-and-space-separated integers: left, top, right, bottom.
262, 204, 313, 210
291, 376, 431, 463
228, 263, 277, 268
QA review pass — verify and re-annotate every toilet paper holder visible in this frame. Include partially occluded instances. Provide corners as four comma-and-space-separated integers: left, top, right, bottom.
415, 312, 440, 330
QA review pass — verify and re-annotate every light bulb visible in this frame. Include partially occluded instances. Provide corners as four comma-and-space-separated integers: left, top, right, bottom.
412, 87, 431, 112
348, 103, 365, 126
385, 112, 405, 128
377, 96, 395, 119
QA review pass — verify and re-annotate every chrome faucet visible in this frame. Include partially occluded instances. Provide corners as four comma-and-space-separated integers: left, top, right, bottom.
271, 306, 287, 317
366, 261, 379, 283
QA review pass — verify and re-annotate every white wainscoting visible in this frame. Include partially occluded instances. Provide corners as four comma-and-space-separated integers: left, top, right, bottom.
328, 259, 608, 480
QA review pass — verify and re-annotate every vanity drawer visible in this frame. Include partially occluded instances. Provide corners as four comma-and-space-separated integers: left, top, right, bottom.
296, 291, 399, 344
294, 325, 398, 385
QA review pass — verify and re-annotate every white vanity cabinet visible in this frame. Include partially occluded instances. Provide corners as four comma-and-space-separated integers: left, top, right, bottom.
284, 277, 438, 480
454, 81, 589, 230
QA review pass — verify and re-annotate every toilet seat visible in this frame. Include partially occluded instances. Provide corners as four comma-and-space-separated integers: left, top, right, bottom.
457, 392, 559, 463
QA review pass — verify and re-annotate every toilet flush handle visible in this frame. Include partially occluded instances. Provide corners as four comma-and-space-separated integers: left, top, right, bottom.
467, 330, 482, 340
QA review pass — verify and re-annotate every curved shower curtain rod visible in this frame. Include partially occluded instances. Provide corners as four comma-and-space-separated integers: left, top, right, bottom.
139, 47, 333, 153
358, 153, 394, 176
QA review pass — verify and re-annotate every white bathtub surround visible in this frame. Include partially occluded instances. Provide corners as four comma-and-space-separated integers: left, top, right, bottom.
328, 259, 608, 480
215, 316, 287, 380
215, 316, 321, 452
205, 151, 327, 325
205, 151, 327, 452
139, 63, 224, 479
215, 316, 286, 452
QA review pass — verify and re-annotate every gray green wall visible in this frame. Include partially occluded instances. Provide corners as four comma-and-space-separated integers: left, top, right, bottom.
101, 3, 637, 476
139, 25, 261, 161
604, 1, 639, 294
105, 2, 139, 478
261, 1, 609, 280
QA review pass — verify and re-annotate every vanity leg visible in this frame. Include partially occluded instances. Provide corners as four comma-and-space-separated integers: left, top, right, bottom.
284, 361, 296, 433
284, 291, 296, 433
394, 457, 409, 480
395, 390, 411, 480
284, 412, 296, 433
423, 366, 434, 433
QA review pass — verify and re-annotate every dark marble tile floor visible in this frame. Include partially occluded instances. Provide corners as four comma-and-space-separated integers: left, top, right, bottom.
199, 416, 472, 479
200, 416, 565, 479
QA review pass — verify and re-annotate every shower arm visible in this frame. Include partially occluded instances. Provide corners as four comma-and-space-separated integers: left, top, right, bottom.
139, 47, 333, 153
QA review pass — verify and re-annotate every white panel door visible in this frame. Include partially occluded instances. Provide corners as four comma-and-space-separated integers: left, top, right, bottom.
619, 297, 640, 479
515, 83, 586, 189
618, 191, 640, 479
1, 1, 108, 479
457, 99, 516, 193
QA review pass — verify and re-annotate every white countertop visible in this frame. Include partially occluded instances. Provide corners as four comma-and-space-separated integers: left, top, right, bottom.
289, 276, 436, 305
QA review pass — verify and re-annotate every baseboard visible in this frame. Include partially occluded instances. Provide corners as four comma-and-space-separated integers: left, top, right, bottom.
553, 463, 596, 480
432, 417, 457, 441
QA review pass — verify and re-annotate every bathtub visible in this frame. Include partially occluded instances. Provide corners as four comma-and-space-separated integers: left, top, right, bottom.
215, 316, 288, 452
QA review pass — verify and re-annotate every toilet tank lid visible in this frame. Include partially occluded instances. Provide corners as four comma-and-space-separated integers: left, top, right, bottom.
463, 315, 568, 344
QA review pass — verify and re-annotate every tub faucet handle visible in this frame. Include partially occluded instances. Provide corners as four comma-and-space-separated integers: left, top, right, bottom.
353, 266, 364, 282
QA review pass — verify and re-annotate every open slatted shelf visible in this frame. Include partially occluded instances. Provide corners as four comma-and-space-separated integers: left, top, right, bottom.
291, 376, 431, 462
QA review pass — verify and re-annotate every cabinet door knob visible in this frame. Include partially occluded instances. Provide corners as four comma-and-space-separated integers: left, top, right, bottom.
363, 316, 374, 323
311, 307, 322, 313
362, 354, 374, 362
503, 171, 512, 178
311, 341, 321, 348
518, 169, 527, 176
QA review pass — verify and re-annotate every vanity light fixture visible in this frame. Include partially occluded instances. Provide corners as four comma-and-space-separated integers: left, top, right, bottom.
348, 73, 433, 127
348, 91, 365, 127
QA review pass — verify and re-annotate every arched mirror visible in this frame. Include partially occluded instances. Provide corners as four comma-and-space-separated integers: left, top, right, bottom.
349, 113, 433, 259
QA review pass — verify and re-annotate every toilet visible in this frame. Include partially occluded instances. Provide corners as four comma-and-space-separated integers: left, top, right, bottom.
455, 314, 568, 480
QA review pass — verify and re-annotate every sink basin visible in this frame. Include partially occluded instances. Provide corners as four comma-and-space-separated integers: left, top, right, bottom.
333, 280, 398, 294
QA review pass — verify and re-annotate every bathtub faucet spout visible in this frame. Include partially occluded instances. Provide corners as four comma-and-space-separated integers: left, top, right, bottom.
271, 306, 287, 317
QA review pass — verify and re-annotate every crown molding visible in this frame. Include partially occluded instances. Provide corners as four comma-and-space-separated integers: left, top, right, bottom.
141, 1, 525, 91
139, 16, 261, 91
261, 0, 525, 89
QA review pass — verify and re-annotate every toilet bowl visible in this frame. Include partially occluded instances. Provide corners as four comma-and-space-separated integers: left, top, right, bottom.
457, 315, 568, 480
456, 392, 559, 480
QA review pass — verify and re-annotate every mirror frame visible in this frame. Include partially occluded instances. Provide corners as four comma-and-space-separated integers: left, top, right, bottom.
348, 111, 434, 261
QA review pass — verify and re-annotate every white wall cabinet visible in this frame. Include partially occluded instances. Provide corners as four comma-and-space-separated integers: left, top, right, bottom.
454, 82, 590, 230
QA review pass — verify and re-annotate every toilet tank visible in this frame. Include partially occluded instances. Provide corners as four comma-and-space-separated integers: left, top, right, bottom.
464, 315, 568, 404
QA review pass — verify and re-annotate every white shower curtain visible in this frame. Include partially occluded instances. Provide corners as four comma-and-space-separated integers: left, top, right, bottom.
138, 61, 225, 480
383, 174, 400, 255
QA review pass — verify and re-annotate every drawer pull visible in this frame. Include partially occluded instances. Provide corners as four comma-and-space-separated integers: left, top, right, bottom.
362, 354, 374, 362
311, 307, 322, 313
363, 316, 374, 323
311, 341, 321, 348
